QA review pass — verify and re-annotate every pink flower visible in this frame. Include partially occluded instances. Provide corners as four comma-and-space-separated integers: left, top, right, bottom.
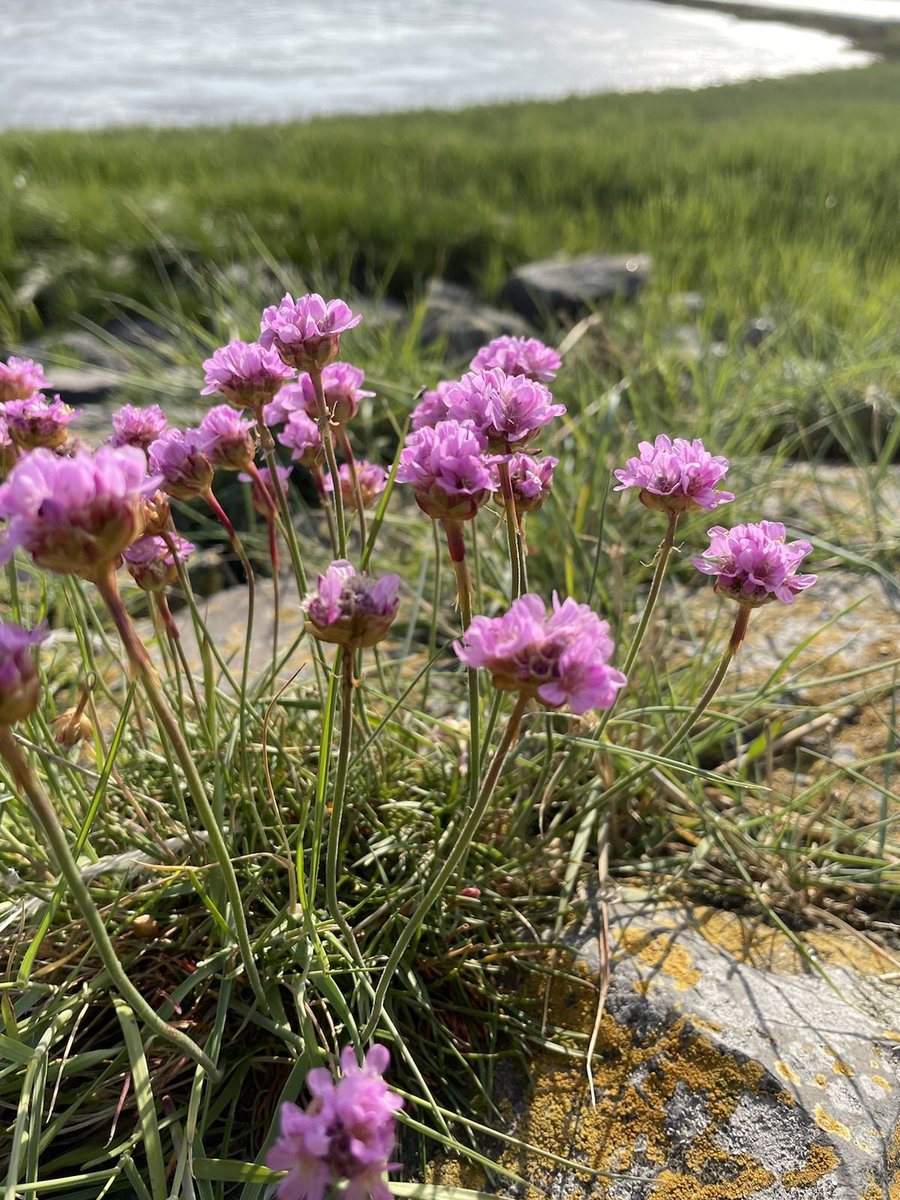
201, 339, 294, 411
108, 404, 168, 452
123, 534, 195, 592
409, 381, 452, 432
264, 382, 310, 428
693, 521, 817, 607
304, 560, 400, 649
266, 1045, 402, 1200
149, 428, 214, 500
3, 395, 80, 451
239, 464, 292, 515
506, 452, 558, 516
0, 356, 48, 404
0, 621, 46, 726
454, 593, 626, 714
264, 364, 374, 428
259, 293, 362, 372
278, 411, 324, 469
323, 461, 387, 508
197, 405, 257, 471
397, 419, 495, 522
470, 336, 561, 383
0, 445, 158, 579
613, 435, 734, 513
443, 368, 565, 453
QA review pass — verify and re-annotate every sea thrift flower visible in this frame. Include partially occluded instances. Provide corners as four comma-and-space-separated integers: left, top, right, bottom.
304, 560, 400, 649
264, 365, 374, 428
198, 405, 257, 471
0, 356, 47, 403
443, 368, 565, 454
507, 453, 558, 516
409, 380, 452, 431
2, 395, 80, 451
278, 411, 324, 468
123, 534, 195, 592
201, 338, 294, 411
397, 418, 495, 521
0, 621, 46, 726
259, 293, 362, 372
149, 428, 214, 500
454, 593, 626, 714
239, 464, 292, 515
264, 382, 309, 428
0, 445, 156, 578
470, 335, 561, 382
266, 1044, 402, 1200
613, 434, 734, 513
693, 520, 817, 606
323, 461, 387, 508
108, 404, 168, 452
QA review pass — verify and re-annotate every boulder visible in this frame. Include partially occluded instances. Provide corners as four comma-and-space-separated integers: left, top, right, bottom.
502, 253, 651, 323
417, 279, 534, 361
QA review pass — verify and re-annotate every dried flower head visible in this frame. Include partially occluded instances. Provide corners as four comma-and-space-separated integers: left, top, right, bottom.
0, 356, 48, 404
0, 621, 46, 726
454, 593, 626, 714
51, 702, 93, 749
2, 395, 80, 451
470, 336, 561, 382
197, 405, 257, 471
201, 339, 294, 411
613, 434, 734, 513
443, 368, 565, 454
692, 520, 817, 607
123, 534, 196, 592
149, 428, 214, 500
259, 293, 362, 372
304, 560, 400, 650
108, 404, 168, 452
397, 418, 495, 522
0, 446, 157, 579
323, 461, 388, 508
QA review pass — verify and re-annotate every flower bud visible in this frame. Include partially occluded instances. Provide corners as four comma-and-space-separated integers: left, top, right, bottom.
52, 704, 93, 748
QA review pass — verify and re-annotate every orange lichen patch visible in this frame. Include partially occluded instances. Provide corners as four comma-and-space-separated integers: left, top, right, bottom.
862, 1177, 886, 1200
689, 1016, 723, 1035
424, 1154, 488, 1192
782, 1143, 840, 1188
633, 978, 652, 995
776, 1061, 800, 1085
614, 928, 702, 992
824, 1046, 854, 1077
814, 1104, 851, 1141
814, 1073, 829, 1088
872, 1075, 893, 1092
648, 1163, 775, 1199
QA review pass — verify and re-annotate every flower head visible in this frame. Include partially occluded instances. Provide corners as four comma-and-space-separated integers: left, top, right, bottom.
197, 405, 257, 471
454, 593, 626, 714
3, 395, 80, 451
0, 445, 157, 578
323, 461, 388, 508
108, 404, 168, 452
693, 520, 817, 607
264, 382, 310, 428
239, 463, 292, 516
397, 419, 495, 522
304, 560, 400, 649
0, 621, 46, 726
149, 428, 214, 500
613, 435, 734, 513
123, 534, 195, 592
259, 293, 362, 372
266, 1044, 402, 1200
506, 452, 558, 516
443, 368, 565, 454
410, 381, 453, 431
278, 411, 324, 469
0, 356, 48, 404
201, 339, 294, 411
470, 336, 561, 383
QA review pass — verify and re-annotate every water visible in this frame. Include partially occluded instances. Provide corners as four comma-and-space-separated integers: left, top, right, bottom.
0, 0, 878, 132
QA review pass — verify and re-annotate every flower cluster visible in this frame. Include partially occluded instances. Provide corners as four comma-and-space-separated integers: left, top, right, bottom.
0, 621, 46, 726
266, 1045, 402, 1200
123, 534, 196, 592
323, 461, 388, 508
2, 395, 80, 451
443, 368, 565, 454
304, 561, 400, 650
693, 521, 817, 606
613, 434, 733, 513
470, 335, 561, 382
0, 356, 47, 404
202, 339, 294, 411
455, 593, 626, 714
198, 405, 257, 471
260, 293, 362, 372
506, 452, 558, 517
149, 429, 213, 500
397, 419, 496, 521
109, 404, 168, 452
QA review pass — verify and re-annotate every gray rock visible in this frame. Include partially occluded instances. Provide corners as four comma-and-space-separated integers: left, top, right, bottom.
44, 365, 123, 407
744, 315, 778, 349
28, 330, 133, 373
418, 278, 534, 360
501, 252, 651, 323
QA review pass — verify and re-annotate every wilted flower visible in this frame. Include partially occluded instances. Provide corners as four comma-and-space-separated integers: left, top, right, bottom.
470, 336, 561, 383
0, 445, 157, 579
201, 339, 294, 411
0, 417, 15, 475
0, 621, 46, 726
397, 419, 495, 522
506, 453, 558, 516
108, 404, 168, 452
198, 405, 257, 471
140, 490, 172, 538
123, 534, 195, 592
149, 428, 214, 500
266, 1044, 402, 1200
409, 381, 452, 431
693, 520, 817, 606
304, 560, 400, 649
239, 463, 292, 516
51, 700, 93, 749
454, 593, 626, 714
3, 395, 80, 451
0, 356, 47, 404
323, 461, 387, 508
278, 411, 324, 468
443, 368, 565, 454
613, 434, 734, 513
259, 293, 362, 372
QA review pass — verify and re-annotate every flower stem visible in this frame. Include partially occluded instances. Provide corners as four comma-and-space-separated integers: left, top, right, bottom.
324, 649, 362, 958
93, 568, 267, 1009
442, 518, 480, 790
337, 429, 368, 548
0, 725, 220, 1078
310, 368, 347, 558
359, 690, 528, 1043
497, 460, 525, 600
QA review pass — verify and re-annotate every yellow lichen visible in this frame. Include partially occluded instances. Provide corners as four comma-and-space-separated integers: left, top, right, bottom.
824, 1045, 853, 1077
614, 928, 702, 992
872, 1075, 893, 1091
782, 1142, 840, 1188
776, 1061, 800, 1084
814, 1104, 851, 1141
814, 1073, 828, 1088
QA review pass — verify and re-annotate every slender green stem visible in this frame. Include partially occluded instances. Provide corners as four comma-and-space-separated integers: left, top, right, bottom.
93, 568, 267, 1009
257, 422, 309, 595
360, 690, 528, 1043
310, 368, 347, 558
0, 726, 219, 1077
497, 460, 524, 601
337, 429, 368, 548
443, 519, 480, 791
325, 649, 362, 959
